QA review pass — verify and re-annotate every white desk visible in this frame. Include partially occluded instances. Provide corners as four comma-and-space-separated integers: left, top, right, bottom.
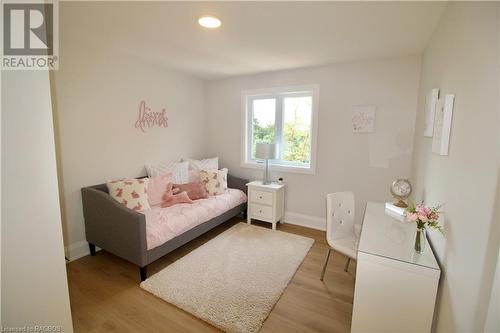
351, 202, 441, 332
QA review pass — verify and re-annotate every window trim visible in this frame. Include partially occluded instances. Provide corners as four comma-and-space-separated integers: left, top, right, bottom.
241, 84, 320, 175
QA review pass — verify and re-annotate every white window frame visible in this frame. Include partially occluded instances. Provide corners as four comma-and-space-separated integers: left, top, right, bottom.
241, 84, 319, 175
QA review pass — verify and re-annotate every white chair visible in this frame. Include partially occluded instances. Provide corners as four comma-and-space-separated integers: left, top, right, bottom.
320, 192, 362, 280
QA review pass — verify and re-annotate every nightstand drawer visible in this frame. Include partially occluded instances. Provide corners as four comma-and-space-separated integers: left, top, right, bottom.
250, 203, 273, 220
250, 190, 273, 206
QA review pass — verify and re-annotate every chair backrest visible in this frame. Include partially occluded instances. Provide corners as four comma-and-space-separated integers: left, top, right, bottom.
326, 192, 355, 244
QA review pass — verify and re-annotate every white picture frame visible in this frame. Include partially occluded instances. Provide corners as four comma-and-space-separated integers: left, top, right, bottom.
424, 88, 439, 137
432, 94, 454, 155
352, 105, 376, 133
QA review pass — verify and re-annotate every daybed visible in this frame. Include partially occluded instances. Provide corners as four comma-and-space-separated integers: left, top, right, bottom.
81, 174, 248, 281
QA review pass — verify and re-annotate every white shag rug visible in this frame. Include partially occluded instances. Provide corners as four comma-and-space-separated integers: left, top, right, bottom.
140, 222, 314, 333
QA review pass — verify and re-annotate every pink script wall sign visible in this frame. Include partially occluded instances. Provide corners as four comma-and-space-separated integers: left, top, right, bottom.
135, 100, 169, 132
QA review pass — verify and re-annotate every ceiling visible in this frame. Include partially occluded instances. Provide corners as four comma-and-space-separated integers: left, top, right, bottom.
62, 1, 447, 80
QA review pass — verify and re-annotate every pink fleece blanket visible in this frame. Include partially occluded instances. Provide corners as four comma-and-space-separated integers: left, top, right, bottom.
143, 189, 247, 250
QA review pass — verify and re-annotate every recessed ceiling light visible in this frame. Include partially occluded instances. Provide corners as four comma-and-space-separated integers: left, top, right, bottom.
198, 16, 222, 29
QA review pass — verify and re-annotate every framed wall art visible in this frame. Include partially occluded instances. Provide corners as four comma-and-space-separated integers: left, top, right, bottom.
424, 88, 439, 137
352, 105, 376, 133
432, 94, 454, 156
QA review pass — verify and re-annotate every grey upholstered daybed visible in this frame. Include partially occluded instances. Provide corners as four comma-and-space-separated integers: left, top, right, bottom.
81, 174, 248, 281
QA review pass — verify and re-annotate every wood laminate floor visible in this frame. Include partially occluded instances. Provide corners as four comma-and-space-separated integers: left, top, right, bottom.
67, 219, 355, 332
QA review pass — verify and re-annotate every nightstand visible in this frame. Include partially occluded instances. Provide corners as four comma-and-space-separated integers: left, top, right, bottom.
246, 181, 285, 230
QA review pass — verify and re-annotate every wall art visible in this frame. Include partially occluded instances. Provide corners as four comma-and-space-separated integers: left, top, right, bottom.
432, 94, 454, 155
424, 88, 439, 137
352, 105, 376, 133
135, 100, 169, 132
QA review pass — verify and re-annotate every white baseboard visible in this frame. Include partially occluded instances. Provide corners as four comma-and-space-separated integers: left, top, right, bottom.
283, 211, 326, 231
65, 240, 101, 262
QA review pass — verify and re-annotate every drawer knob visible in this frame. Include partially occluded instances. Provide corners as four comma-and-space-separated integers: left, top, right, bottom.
259, 196, 262, 199
259, 210, 262, 213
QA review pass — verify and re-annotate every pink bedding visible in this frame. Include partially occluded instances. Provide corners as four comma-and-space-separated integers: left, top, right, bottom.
143, 189, 247, 250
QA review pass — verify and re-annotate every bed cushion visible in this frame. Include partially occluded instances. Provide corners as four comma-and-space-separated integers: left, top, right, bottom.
144, 188, 247, 250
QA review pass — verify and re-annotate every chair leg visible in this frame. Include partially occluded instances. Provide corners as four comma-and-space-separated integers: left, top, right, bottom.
320, 248, 332, 281
89, 243, 96, 256
344, 257, 351, 272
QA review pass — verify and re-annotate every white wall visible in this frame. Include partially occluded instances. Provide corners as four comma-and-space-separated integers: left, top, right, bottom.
410, 2, 499, 331
1, 70, 73, 331
485, 6, 500, 331
1, 70, 3, 327
54, 3, 207, 260
485, 243, 500, 332
205, 56, 421, 228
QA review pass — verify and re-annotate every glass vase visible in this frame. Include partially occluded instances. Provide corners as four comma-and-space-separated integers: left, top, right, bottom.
414, 227, 426, 254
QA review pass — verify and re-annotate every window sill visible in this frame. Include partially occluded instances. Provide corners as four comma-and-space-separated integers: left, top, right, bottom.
241, 161, 316, 175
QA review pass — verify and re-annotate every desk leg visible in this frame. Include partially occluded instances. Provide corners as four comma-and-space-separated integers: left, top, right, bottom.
272, 222, 277, 230
247, 215, 251, 225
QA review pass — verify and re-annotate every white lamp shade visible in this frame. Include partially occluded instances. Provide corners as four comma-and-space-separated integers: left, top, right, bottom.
256, 143, 277, 159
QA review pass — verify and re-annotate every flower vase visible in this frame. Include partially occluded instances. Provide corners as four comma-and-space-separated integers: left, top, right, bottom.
414, 227, 426, 254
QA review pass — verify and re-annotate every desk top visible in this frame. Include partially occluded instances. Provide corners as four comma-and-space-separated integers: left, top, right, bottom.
359, 202, 440, 271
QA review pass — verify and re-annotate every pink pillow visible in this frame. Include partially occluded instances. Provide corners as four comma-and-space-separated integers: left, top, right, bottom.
188, 170, 200, 183
161, 183, 193, 208
148, 173, 172, 206
173, 182, 209, 200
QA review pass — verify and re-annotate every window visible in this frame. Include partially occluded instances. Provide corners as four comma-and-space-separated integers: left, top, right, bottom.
242, 85, 319, 174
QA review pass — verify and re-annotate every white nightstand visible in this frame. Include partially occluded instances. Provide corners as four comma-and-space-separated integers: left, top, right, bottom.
246, 181, 285, 230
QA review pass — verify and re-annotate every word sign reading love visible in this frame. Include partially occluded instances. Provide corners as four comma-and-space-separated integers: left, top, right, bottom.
135, 100, 169, 132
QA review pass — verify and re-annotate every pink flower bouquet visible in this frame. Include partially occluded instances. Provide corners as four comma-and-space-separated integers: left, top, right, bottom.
405, 202, 443, 233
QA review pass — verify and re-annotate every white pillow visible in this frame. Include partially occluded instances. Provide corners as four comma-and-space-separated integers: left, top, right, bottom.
145, 161, 189, 184
187, 157, 219, 172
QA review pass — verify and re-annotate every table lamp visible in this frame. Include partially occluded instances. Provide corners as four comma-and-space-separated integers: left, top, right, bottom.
256, 143, 277, 185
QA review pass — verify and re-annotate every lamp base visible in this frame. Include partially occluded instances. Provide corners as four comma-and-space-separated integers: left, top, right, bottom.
262, 159, 271, 185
